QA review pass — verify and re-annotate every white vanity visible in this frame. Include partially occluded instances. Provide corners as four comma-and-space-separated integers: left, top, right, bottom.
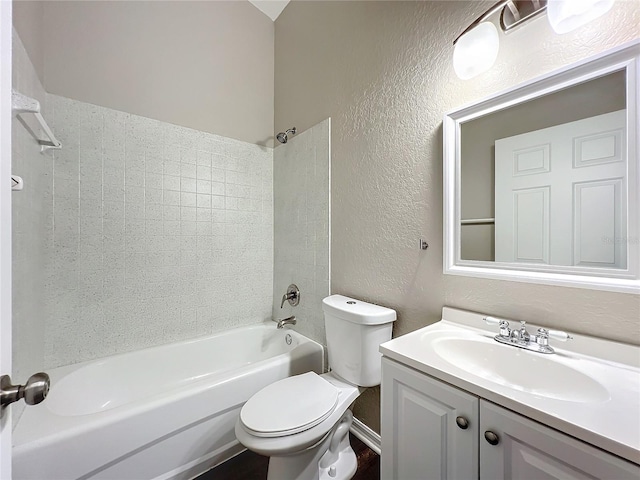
379, 307, 640, 479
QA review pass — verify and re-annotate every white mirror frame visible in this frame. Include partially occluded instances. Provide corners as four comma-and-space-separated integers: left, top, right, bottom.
444, 40, 640, 294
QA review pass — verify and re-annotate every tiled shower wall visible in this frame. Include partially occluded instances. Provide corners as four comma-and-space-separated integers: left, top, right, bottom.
45, 95, 273, 367
273, 119, 330, 344
11, 30, 50, 424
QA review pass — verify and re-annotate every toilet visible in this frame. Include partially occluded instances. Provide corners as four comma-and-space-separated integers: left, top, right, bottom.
235, 294, 396, 480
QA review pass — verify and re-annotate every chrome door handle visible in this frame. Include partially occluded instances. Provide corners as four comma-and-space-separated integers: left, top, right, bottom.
1, 372, 50, 408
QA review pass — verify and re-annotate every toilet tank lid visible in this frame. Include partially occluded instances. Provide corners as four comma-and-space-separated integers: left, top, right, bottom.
322, 295, 396, 325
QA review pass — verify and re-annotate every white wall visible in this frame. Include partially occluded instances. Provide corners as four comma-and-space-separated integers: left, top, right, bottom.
11, 29, 49, 425
11, 1, 43, 83
274, 0, 640, 432
273, 119, 330, 344
10, 0, 278, 368
14, 0, 274, 147
44, 94, 274, 367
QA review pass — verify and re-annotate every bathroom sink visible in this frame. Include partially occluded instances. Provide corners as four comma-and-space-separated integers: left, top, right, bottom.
429, 336, 610, 402
380, 307, 640, 465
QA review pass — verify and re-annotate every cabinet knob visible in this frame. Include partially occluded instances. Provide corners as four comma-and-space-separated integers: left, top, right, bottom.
484, 430, 500, 446
455, 416, 469, 430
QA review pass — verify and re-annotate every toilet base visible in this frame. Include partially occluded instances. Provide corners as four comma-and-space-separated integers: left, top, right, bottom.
267, 410, 357, 480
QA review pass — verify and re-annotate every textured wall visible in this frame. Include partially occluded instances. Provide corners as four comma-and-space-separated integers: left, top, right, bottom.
36, 1, 274, 146
275, 0, 640, 432
45, 95, 273, 368
273, 119, 330, 344
11, 29, 50, 426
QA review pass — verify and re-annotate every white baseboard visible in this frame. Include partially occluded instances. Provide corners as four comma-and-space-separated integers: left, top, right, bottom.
350, 417, 381, 455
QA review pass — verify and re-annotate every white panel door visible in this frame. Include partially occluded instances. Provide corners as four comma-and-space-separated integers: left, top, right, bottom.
480, 401, 640, 480
381, 358, 478, 480
495, 110, 626, 267
0, 1, 13, 477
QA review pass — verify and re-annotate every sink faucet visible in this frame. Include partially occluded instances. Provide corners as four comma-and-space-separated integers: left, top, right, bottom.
513, 321, 530, 344
484, 317, 572, 354
274, 316, 297, 329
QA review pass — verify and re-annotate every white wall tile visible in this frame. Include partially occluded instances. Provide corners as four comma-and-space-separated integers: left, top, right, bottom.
44, 94, 274, 367
273, 119, 330, 345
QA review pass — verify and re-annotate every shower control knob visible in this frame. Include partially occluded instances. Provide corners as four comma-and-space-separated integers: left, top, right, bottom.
0, 372, 50, 408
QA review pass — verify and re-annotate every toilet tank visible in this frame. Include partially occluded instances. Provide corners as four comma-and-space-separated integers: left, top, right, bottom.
322, 295, 396, 387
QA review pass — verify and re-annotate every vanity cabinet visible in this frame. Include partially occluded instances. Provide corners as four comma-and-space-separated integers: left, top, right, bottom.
380, 356, 478, 479
381, 358, 639, 480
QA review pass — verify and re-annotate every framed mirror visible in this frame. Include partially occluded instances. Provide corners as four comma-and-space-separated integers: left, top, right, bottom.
444, 41, 639, 293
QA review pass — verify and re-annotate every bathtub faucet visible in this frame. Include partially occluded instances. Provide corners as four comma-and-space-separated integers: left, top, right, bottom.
274, 316, 297, 329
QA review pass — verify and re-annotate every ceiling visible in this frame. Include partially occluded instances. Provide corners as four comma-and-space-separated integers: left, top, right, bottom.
248, 0, 290, 21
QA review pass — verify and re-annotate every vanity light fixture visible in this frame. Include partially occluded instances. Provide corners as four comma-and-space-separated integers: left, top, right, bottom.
453, 21, 500, 80
547, 0, 615, 34
453, 0, 616, 79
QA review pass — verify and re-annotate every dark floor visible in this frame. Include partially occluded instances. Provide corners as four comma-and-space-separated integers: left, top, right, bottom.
199, 433, 379, 480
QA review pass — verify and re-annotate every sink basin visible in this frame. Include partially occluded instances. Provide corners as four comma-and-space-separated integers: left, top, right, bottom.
380, 308, 640, 463
430, 335, 610, 403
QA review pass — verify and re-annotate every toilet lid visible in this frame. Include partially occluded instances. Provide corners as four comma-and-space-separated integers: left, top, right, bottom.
240, 372, 339, 437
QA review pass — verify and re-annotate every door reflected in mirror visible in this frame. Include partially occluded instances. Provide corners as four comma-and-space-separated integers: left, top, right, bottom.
460, 71, 627, 269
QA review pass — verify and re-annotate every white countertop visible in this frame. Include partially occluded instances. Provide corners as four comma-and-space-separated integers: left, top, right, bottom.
379, 307, 640, 465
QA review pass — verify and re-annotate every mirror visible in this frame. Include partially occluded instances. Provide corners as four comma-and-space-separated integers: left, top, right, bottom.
444, 41, 639, 293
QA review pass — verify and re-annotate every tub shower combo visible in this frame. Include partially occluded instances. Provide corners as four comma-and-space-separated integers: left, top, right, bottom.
13, 324, 323, 479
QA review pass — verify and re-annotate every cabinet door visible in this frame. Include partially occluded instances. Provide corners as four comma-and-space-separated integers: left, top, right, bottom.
381, 358, 479, 480
480, 400, 640, 480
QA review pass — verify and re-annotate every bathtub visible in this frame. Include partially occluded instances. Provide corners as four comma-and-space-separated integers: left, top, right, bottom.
12, 323, 323, 480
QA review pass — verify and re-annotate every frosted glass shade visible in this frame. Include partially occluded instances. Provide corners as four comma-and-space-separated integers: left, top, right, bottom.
453, 22, 500, 80
547, 0, 615, 34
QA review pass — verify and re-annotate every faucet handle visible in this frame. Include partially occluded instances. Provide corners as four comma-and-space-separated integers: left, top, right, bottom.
484, 317, 510, 337
548, 329, 573, 342
280, 284, 300, 308
536, 328, 549, 347
484, 316, 506, 326
280, 292, 291, 309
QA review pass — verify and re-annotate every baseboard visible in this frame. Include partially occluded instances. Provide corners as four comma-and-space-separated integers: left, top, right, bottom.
350, 417, 381, 455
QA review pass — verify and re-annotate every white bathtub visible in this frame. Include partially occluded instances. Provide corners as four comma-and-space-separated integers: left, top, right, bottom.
13, 323, 323, 480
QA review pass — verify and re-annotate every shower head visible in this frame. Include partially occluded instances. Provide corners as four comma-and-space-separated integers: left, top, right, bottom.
276, 127, 297, 144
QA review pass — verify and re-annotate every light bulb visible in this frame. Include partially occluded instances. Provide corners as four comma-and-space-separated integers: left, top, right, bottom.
547, 0, 615, 34
453, 22, 500, 80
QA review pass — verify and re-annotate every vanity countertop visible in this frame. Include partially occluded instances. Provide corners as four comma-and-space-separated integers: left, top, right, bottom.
380, 307, 640, 465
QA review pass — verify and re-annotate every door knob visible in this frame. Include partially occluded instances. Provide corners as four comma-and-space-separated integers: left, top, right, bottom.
1, 373, 50, 408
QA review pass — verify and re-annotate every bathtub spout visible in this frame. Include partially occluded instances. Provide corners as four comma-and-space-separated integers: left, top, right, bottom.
275, 316, 297, 329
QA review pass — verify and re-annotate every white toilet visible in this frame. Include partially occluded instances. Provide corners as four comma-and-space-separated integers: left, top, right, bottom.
235, 294, 396, 480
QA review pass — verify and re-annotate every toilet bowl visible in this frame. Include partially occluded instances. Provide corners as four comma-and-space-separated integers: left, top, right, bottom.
235, 295, 396, 480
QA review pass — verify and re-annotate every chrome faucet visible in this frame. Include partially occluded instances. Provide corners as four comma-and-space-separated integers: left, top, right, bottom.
512, 321, 530, 344
484, 317, 572, 354
274, 316, 297, 329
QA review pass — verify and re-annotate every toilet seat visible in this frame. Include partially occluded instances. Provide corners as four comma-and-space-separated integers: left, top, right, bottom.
240, 372, 339, 438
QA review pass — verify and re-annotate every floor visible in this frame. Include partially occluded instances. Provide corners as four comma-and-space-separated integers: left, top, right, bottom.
198, 433, 380, 480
